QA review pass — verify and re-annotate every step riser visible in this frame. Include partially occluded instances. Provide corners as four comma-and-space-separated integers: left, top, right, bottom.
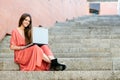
2, 39, 120, 46
75, 23, 120, 27
2, 35, 120, 45
0, 43, 112, 49
0, 71, 115, 80
0, 52, 111, 58
2, 39, 120, 48
56, 21, 120, 27
1, 48, 120, 58
0, 58, 113, 71
0, 48, 111, 53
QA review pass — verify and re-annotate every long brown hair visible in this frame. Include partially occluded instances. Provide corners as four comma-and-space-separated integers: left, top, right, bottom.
18, 13, 32, 44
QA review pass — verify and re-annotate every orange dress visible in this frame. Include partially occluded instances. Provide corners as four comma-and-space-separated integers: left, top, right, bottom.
10, 29, 53, 71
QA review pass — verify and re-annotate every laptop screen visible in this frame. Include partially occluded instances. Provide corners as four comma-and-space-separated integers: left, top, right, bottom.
32, 27, 48, 44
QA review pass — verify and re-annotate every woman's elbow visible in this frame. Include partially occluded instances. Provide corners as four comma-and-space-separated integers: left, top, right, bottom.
10, 45, 14, 50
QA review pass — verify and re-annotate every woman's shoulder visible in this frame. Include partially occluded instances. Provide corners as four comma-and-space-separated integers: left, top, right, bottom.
12, 28, 18, 32
11, 28, 18, 34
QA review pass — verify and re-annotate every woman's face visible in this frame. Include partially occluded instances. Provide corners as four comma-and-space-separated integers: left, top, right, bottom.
22, 16, 30, 27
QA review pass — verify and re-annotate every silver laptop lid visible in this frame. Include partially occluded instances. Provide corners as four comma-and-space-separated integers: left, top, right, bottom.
32, 27, 48, 44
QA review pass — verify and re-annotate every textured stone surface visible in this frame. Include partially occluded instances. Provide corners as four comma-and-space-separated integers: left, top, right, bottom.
0, 71, 114, 80
0, 58, 113, 71
0, 15, 120, 79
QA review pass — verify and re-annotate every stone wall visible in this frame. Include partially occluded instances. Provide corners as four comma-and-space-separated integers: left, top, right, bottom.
0, 0, 119, 41
0, 0, 89, 41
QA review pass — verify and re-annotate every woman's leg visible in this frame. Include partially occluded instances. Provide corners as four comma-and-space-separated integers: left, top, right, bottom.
42, 53, 51, 63
18, 45, 51, 71
40, 45, 55, 60
40, 45, 66, 71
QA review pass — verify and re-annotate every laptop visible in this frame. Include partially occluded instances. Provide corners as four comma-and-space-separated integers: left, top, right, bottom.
25, 27, 48, 48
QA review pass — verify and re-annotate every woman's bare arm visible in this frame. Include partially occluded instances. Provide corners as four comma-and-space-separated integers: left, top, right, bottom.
10, 45, 25, 50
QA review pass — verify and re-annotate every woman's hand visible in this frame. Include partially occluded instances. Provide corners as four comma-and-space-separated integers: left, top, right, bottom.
19, 46, 26, 50
10, 45, 26, 50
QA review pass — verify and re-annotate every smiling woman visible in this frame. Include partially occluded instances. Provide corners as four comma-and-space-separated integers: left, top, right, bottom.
10, 13, 66, 71
18, 13, 32, 45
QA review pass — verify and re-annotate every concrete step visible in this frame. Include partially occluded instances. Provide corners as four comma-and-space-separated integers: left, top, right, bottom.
0, 71, 117, 80
50, 39, 111, 48
51, 25, 120, 34
0, 35, 114, 45
0, 58, 112, 71
51, 39, 120, 48
55, 27, 120, 34
0, 47, 111, 53
1, 48, 120, 58
0, 50, 111, 58
50, 35, 120, 39
53, 25, 112, 29
2, 34, 120, 44
76, 17, 120, 22
0, 48, 13, 53
75, 21, 120, 27
49, 30, 111, 35
54, 24, 120, 29
50, 48, 118, 57
1, 39, 120, 49
51, 48, 111, 54
1, 35, 120, 47
76, 15, 120, 20
49, 28, 112, 32
1, 38, 120, 47
56, 20, 120, 28
49, 35, 111, 39
54, 21, 75, 27
74, 15, 120, 27
56, 19, 120, 27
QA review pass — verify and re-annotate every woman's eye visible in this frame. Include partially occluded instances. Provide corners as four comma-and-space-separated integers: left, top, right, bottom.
25, 19, 30, 22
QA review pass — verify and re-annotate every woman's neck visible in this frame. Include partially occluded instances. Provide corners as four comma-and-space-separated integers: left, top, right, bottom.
19, 25, 25, 30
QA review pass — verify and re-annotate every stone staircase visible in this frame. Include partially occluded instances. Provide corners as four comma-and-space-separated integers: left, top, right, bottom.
0, 15, 120, 80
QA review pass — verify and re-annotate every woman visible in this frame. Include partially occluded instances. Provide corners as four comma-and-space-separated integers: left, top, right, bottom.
10, 13, 66, 71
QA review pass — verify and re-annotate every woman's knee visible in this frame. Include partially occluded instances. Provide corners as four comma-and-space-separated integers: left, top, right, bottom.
33, 45, 39, 48
32, 45, 42, 50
